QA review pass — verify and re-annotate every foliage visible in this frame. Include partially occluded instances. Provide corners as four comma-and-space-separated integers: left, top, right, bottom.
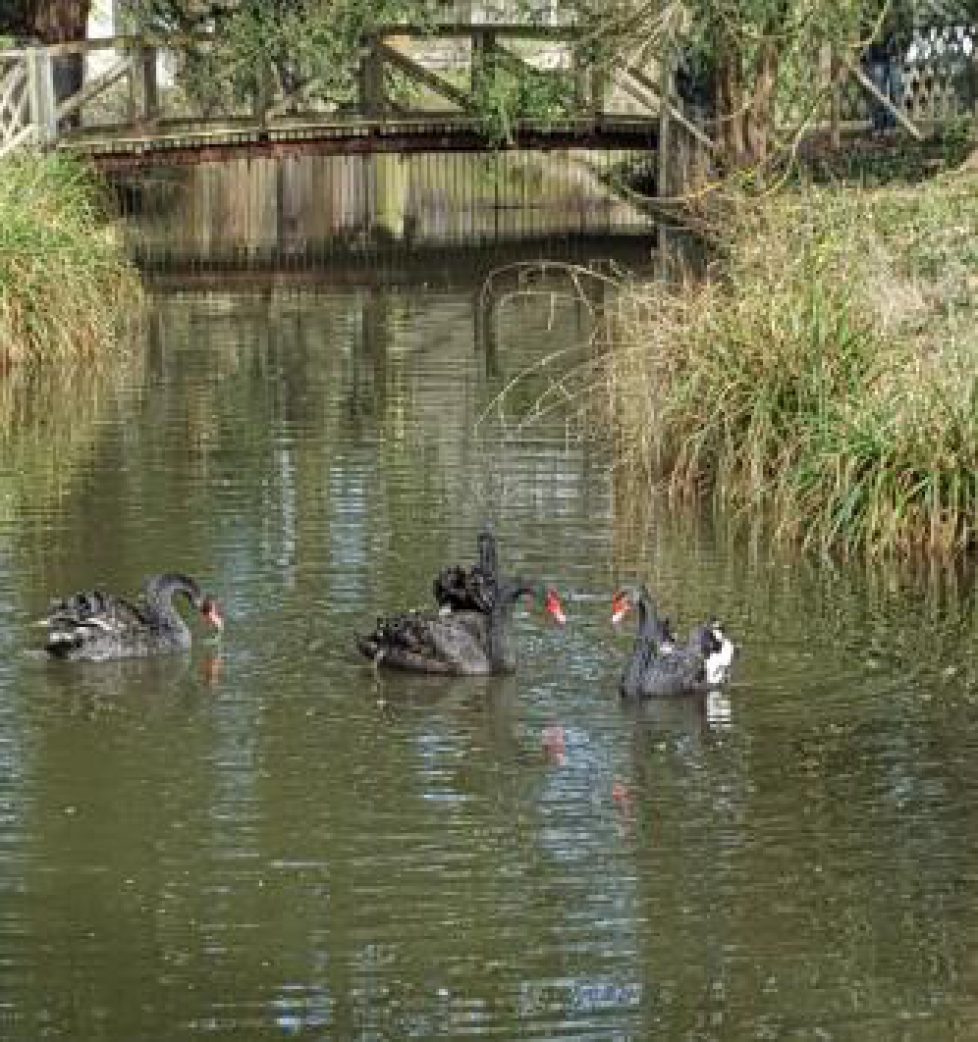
120, 0, 582, 135
604, 171, 978, 559
122, 0, 441, 112
802, 121, 974, 185
471, 48, 576, 142
566, 0, 974, 171
0, 152, 141, 366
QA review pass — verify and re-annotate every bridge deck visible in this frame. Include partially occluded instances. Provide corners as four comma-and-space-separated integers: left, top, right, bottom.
63, 116, 658, 171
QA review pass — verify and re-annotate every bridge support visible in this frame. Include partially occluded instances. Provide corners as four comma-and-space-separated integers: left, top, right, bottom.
372, 153, 409, 241
26, 46, 56, 146
359, 37, 386, 117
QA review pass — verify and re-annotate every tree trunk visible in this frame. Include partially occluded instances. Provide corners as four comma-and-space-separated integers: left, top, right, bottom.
748, 40, 778, 164
713, 34, 779, 172
714, 32, 748, 168
29, 0, 90, 42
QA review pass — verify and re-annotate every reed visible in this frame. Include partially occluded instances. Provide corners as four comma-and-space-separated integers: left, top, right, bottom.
0, 152, 141, 367
607, 172, 978, 559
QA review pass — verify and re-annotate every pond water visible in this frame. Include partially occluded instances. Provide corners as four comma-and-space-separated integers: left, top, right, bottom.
1, 266, 977, 1041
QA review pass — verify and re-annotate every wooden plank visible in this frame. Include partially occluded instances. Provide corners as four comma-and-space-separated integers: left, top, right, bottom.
63, 114, 656, 151
376, 23, 579, 40
27, 47, 56, 145
3, 23, 578, 60
73, 120, 657, 171
55, 55, 132, 121
615, 67, 658, 114
375, 40, 473, 111
620, 64, 716, 151
843, 57, 922, 140
0, 61, 27, 119
0, 120, 37, 158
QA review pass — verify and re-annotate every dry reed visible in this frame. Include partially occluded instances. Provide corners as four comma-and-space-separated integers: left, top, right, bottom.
606, 173, 978, 559
0, 152, 141, 368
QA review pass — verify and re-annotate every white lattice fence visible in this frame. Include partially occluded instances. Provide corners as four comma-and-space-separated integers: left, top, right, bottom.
832, 21, 977, 126
0, 52, 33, 157
904, 22, 976, 121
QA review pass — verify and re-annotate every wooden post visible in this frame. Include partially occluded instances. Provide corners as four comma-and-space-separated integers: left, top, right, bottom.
590, 65, 607, 119
657, 49, 673, 279
27, 46, 56, 145
373, 152, 407, 240
829, 46, 841, 150
141, 45, 159, 124
572, 48, 589, 110
126, 44, 137, 124
471, 27, 497, 100
359, 35, 385, 117
253, 58, 273, 127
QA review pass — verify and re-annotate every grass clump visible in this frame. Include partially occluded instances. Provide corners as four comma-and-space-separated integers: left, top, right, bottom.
608, 170, 978, 559
0, 152, 141, 367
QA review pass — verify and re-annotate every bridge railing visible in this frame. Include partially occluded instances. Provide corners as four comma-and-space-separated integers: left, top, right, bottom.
3, 21, 972, 161
0, 36, 163, 157
0, 25, 665, 156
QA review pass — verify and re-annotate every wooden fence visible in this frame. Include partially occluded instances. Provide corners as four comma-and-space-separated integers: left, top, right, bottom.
0, 26, 636, 160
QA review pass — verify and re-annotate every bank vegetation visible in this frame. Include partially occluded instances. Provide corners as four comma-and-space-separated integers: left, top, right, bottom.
0, 152, 140, 369
607, 168, 977, 559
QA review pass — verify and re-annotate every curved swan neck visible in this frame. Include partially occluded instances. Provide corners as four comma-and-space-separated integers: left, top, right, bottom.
632, 587, 672, 645
143, 573, 203, 629
479, 578, 526, 669
477, 526, 498, 583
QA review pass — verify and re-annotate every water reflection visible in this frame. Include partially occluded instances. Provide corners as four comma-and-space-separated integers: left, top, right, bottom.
0, 274, 976, 1040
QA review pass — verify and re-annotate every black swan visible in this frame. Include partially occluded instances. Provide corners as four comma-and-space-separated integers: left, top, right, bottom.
42, 573, 224, 662
613, 586, 734, 698
432, 525, 499, 614
358, 578, 566, 675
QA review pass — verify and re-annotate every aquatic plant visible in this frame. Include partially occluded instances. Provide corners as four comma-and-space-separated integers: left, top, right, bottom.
0, 152, 140, 367
607, 172, 978, 559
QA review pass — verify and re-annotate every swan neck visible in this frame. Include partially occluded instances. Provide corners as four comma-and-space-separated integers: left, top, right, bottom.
144, 573, 202, 630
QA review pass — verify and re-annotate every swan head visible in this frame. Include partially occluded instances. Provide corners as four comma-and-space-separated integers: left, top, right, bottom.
200, 596, 225, 632
510, 582, 566, 625
611, 587, 675, 645
611, 589, 632, 625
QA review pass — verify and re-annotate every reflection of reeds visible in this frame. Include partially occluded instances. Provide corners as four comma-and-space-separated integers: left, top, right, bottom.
0, 153, 141, 366
0, 341, 143, 518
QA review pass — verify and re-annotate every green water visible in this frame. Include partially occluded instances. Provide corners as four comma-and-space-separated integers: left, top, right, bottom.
1, 274, 977, 1041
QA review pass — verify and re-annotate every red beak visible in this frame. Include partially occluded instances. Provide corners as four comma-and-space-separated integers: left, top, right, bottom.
611, 592, 632, 625
545, 590, 567, 625
203, 600, 224, 632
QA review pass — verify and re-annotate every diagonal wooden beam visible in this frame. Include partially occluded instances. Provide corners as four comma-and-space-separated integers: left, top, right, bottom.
619, 64, 717, 151
375, 40, 473, 112
843, 56, 922, 140
0, 120, 37, 158
56, 55, 132, 122
0, 61, 27, 119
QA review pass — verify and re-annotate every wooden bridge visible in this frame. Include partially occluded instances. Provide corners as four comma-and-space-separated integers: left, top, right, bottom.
0, 24, 686, 267
2, 20, 970, 269
0, 24, 677, 169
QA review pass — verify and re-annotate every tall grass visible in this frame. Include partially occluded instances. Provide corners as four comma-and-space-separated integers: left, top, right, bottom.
608, 172, 978, 559
0, 152, 141, 367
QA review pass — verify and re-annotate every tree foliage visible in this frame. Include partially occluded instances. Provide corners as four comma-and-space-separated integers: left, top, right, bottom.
121, 0, 443, 112
567, 0, 971, 170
